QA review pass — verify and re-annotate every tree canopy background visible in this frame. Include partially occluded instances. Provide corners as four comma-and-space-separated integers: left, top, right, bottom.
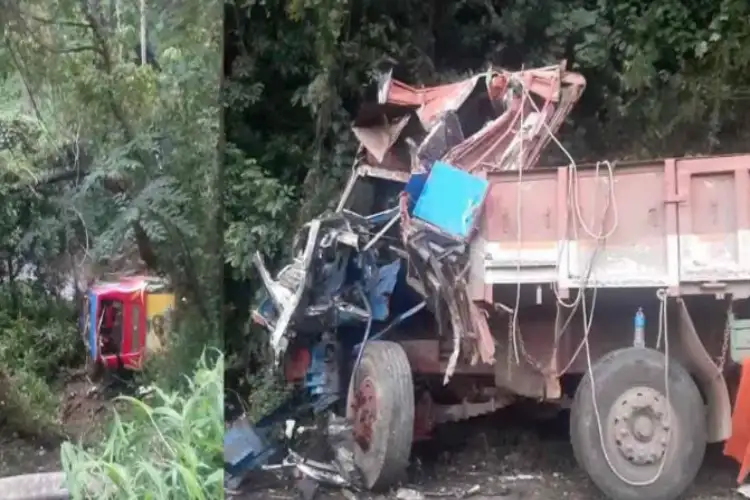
222, 0, 750, 405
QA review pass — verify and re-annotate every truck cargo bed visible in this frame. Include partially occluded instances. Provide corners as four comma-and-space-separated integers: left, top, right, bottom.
478, 154, 750, 294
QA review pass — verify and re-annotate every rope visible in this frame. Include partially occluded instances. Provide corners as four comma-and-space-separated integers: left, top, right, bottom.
586, 289, 672, 486
510, 75, 670, 485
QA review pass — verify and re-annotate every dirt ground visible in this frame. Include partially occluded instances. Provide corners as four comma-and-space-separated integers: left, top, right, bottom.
0, 370, 116, 478
3, 386, 745, 499
234, 411, 746, 500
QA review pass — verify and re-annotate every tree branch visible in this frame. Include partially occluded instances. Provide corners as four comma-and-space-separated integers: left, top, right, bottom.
38, 43, 98, 54
3, 37, 49, 134
25, 13, 93, 29
78, 0, 162, 271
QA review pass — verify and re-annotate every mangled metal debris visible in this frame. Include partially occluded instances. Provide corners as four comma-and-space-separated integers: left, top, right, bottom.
349, 62, 585, 180
225, 61, 586, 494
253, 209, 403, 364
225, 409, 362, 498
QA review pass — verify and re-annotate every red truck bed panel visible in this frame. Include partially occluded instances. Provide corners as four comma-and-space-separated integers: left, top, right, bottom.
477, 154, 750, 292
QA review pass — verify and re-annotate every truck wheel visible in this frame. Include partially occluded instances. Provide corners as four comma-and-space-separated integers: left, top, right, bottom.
347, 341, 414, 491
570, 347, 706, 500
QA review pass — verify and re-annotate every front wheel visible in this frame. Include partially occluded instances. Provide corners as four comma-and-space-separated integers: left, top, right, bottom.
570, 347, 706, 500
347, 341, 414, 491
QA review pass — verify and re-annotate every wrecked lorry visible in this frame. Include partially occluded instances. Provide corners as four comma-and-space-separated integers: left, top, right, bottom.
225, 61, 750, 500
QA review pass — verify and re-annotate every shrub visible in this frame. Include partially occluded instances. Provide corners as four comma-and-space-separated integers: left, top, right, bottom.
0, 368, 62, 441
0, 285, 79, 440
60, 350, 224, 500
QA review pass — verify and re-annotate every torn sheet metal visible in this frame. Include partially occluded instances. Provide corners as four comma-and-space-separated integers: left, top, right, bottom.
257, 218, 322, 363
440, 65, 585, 172
225, 333, 357, 489
416, 110, 465, 166
226, 401, 361, 495
253, 211, 402, 363
352, 115, 410, 164
352, 61, 586, 177
225, 415, 279, 480
380, 72, 486, 130
400, 161, 495, 382
367, 259, 401, 320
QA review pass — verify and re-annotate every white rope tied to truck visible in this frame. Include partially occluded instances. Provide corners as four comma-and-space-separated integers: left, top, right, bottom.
511, 74, 672, 486
584, 288, 673, 486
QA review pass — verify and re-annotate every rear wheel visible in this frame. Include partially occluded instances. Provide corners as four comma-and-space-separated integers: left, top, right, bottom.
347, 341, 414, 491
570, 347, 706, 500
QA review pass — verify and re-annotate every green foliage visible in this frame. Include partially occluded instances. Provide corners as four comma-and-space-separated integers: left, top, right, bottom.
60, 351, 223, 500
243, 369, 290, 422
142, 309, 224, 392
0, 286, 80, 377
0, 285, 79, 439
1, 0, 222, 343
223, 145, 296, 278
0, 0, 223, 465
0, 368, 63, 440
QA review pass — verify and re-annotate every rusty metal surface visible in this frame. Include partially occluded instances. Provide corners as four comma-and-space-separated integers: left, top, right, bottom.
675, 156, 750, 283
399, 291, 728, 387
383, 74, 484, 130
480, 154, 750, 292
341, 80, 750, 410
607, 386, 672, 473
349, 377, 377, 451
352, 116, 411, 164
251, 59, 750, 442
353, 62, 586, 178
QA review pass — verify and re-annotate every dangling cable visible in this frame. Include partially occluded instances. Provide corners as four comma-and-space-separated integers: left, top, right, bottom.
585, 289, 672, 486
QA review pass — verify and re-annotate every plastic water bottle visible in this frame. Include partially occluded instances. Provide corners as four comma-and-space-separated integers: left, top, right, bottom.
634, 307, 646, 348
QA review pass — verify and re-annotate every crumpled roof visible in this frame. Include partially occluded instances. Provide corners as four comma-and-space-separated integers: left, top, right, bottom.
352, 61, 586, 176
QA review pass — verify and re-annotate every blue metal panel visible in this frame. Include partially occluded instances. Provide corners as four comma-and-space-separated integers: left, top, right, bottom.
404, 171, 429, 213
87, 291, 98, 360
224, 416, 277, 476
367, 260, 401, 321
305, 340, 340, 397
412, 161, 489, 239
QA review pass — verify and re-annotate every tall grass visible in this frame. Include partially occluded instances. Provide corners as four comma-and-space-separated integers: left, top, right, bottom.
60, 350, 224, 500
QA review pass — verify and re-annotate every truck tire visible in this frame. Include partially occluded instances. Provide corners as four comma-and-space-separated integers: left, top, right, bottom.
570, 347, 706, 500
347, 341, 414, 491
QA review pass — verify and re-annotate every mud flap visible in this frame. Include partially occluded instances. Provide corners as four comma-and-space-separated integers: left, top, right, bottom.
725, 358, 750, 484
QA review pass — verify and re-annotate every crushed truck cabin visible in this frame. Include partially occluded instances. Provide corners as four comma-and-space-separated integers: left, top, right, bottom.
224, 61, 750, 500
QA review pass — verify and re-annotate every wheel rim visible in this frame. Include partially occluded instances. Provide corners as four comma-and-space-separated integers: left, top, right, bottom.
349, 376, 378, 452
606, 386, 674, 478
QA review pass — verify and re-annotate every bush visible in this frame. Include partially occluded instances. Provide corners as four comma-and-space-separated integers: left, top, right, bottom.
0, 368, 63, 441
0, 285, 80, 440
0, 285, 82, 379
60, 350, 224, 500
140, 308, 220, 392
